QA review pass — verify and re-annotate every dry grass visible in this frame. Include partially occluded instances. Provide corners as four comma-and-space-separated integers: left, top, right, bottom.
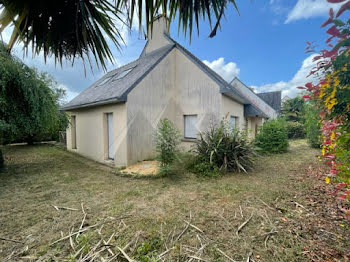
119, 161, 159, 176
0, 140, 349, 261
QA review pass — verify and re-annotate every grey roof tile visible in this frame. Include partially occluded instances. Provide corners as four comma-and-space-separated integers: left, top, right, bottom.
257, 91, 281, 112
62, 44, 175, 110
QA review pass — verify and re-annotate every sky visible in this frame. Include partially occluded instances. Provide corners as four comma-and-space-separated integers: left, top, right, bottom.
1, 0, 343, 102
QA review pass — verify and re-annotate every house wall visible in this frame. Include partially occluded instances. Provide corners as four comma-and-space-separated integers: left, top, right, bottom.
126, 49, 176, 165
66, 103, 127, 166
246, 117, 264, 139
221, 94, 245, 129
173, 49, 224, 144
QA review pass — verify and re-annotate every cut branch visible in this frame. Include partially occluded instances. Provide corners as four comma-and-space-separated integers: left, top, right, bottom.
236, 213, 253, 236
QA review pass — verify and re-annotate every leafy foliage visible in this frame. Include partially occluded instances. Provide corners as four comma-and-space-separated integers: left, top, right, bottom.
304, 104, 321, 148
0, 0, 125, 70
135, 236, 162, 261
300, 0, 350, 211
118, 0, 239, 39
154, 119, 181, 167
193, 120, 256, 174
0, 0, 239, 70
0, 42, 68, 145
285, 121, 305, 139
255, 119, 289, 154
281, 97, 305, 122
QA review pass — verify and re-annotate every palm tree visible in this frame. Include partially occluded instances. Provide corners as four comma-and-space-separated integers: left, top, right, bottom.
281, 97, 305, 122
0, 0, 239, 70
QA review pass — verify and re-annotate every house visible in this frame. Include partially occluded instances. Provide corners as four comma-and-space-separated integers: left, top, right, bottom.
62, 16, 281, 167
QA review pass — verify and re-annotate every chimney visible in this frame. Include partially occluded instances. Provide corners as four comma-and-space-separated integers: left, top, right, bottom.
142, 15, 170, 55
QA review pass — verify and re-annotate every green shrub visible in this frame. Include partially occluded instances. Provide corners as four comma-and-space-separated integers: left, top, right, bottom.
286, 121, 305, 139
187, 160, 220, 177
304, 104, 321, 148
193, 120, 256, 174
255, 119, 289, 154
154, 118, 180, 167
135, 236, 162, 262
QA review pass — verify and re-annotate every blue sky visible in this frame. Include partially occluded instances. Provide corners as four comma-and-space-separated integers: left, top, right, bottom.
2, 0, 343, 101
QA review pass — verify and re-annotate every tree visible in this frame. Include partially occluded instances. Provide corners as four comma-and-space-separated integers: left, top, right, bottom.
298, 0, 350, 213
0, 0, 239, 70
281, 96, 305, 122
0, 42, 68, 146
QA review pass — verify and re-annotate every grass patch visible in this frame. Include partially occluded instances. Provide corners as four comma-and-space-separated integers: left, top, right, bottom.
0, 141, 349, 261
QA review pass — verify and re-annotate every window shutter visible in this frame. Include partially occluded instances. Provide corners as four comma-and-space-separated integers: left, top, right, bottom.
184, 115, 197, 138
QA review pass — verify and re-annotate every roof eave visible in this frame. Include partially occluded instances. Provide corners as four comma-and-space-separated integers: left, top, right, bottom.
61, 97, 126, 111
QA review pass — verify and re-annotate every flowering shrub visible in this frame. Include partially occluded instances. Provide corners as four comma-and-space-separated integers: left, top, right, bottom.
298, 0, 350, 214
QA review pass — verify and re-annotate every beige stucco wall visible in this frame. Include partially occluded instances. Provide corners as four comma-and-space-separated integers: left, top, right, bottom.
66, 103, 127, 166
126, 50, 176, 165
221, 94, 245, 129
246, 117, 264, 139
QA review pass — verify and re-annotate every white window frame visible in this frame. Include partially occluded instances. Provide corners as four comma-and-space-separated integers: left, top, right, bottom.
230, 116, 238, 131
184, 115, 198, 139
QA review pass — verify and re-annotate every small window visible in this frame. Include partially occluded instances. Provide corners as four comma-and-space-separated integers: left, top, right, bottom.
98, 76, 112, 86
71, 115, 77, 149
112, 67, 135, 81
230, 116, 238, 131
184, 115, 198, 139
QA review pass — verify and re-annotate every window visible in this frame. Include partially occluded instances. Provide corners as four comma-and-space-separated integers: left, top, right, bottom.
184, 115, 198, 139
112, 67, 135, 81
98, 76, 112, 86
230, 116, 238, 131
71, 115, 77, 149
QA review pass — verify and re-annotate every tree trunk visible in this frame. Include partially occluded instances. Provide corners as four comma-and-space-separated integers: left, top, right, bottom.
26, 136, 34, 145
0, 148, 4, 168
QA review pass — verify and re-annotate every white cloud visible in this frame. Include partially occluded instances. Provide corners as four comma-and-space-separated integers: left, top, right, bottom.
59, 84, 79, 104
252, 54, 321, 98
285, 0, 342, 24
203, 57, 240, 82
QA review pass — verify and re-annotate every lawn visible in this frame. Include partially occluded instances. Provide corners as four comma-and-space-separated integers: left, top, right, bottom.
0, 140, 349, 261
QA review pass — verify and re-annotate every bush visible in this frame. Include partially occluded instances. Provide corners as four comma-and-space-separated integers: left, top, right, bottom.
154, 119, 181, 167
193, 120, 256, 174
304, 104, 321, 148
285, 121, 305, 139
255, 119, 289, 154
187, 160, 220, 177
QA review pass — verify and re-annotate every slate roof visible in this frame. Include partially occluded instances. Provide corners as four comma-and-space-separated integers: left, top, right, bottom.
257, 91, 282, 112
244, 104, 268, 118
230, 78, 277, 118
61, 44, 175, 110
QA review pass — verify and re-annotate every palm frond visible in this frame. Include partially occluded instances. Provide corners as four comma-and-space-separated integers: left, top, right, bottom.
117, 0, 239, 40
0, 0, 128, 71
